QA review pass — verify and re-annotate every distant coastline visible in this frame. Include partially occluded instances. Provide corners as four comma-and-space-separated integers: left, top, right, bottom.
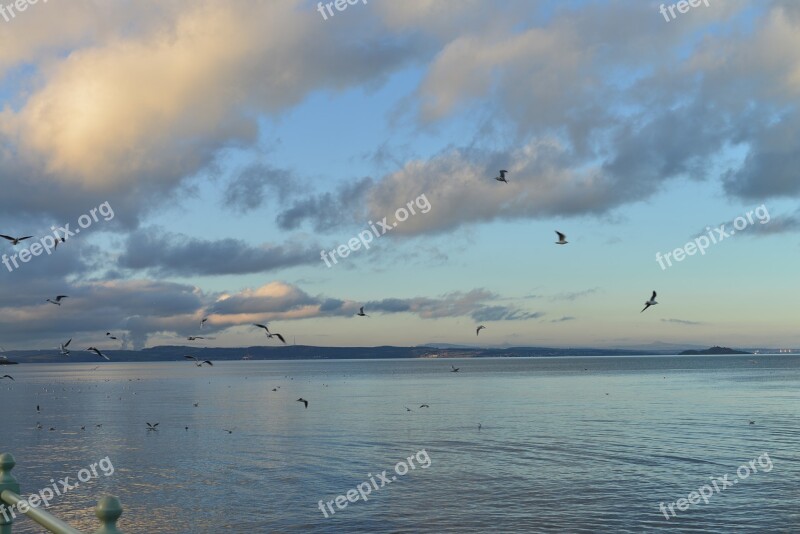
0, 344, 782, 363
679, 346, 751, 355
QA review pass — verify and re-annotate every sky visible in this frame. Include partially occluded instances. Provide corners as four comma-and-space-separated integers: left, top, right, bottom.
0, 0, 799, 350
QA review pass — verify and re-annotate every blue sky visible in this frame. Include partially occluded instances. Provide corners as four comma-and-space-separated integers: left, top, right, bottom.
0, 0, 798, 350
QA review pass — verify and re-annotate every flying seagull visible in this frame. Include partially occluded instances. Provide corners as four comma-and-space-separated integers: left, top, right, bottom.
450, 365, 460, 373
357, 306, 369, 317
87, 347, 110, 360
106, 332, 118, 340
419, 404, 430, 408
59, 338, 71, 356
184, 355, 213, 366
297, 397, 309, 408
146, 422, 159, 432
200, 317, 208, 329
555, 231, 568, 245
223, 428, 234, 434
0, 235, 33, 245
405, 406, 412, 412
187, 336, 205, 341
46, 295, 68, 306
641, 291, 658, 313
476, 325, 486, 336
54, 237, 66, 250
0, 375, 13, 381
495, 170, 509, 184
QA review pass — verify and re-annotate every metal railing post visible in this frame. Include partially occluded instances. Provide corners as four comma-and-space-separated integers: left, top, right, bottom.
93, 496, 123, 534
0, 453, 20, 532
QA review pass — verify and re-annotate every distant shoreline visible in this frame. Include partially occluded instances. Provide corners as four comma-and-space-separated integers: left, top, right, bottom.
0, 345, 788, 364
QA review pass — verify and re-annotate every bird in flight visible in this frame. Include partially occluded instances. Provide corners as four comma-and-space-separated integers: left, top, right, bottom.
59, 338, 71, 356
223, 428, 234, 434
87, 347, 110, 360
450, 365, 460, 373
0, 375, 13, 381
187, 336, 205, 341
476, 325, 486, 336
357, 306, 369, 317
184, 355, 213, 366
641, 291, 658, 313
495, 170, 509, 184
200, 317, 208, 329
146, 422, 159, 432
405, 406, 412, 412
0, 235, 33, 245
106, 332, 118, 340
419, 404, 430, 408
555, 231, 568, 245
297, 397, 309, 408
46, 295, 68, 306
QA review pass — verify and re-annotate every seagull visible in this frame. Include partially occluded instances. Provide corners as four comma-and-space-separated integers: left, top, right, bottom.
555, 231, 568, 245
193, 402, 199, 407
495, 170, 509, 184
200, 317, 208, 329
450, 365, 460, 373
476, 325, 486, 336
106, 333, 118, 340
87, 347, 110, 360
419, 404, 430, 408
46, 295, 68, 306
270, 332, 286, 344
478, 423, 482, 431
641, 291, 658, 313
357, 306, 369, 317
749, 420, 755, 425
223, 428, 234, 434
0, 235, 33, 245
54, 237, 66, 250
59, 338, 71, 356
405, 406, 413, 412
297, 397, 308, 408
36, 422, 42, 430
184, 355, 213, 366
187, 336, 205, 341
0, 375, 13, 381
146, 422, 159, 432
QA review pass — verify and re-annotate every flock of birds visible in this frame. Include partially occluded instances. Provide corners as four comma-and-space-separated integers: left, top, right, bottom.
2, 171, 664, 438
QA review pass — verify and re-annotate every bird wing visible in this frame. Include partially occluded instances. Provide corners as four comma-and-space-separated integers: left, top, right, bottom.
274, 333, 286, 344
65, 338, 71, 347
56, 295, 68, 301
556, 231, 566, 240
203, 361, 213, 366
0, 235, 13, 241
19, 236, 33, 241
641, 304, 650, 313
184, 355, 197, 360
651, 291, 657, 300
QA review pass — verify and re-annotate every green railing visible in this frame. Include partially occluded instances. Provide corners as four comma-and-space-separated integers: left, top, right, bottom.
0, 453, 123, 534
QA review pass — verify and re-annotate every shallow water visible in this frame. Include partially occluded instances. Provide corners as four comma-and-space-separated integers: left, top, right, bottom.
0, 355, 797, 533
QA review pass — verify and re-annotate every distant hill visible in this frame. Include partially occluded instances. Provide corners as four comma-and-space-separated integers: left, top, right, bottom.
679, 346, 751, 355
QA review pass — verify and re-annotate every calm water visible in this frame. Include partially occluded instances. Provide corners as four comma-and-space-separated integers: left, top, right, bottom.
0, 356, 798, 533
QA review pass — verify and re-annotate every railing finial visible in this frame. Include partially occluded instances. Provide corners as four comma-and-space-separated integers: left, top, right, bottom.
94, 495, 124, 534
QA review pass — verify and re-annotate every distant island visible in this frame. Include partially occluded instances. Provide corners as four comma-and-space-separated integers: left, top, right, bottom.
679, 346, 751, 355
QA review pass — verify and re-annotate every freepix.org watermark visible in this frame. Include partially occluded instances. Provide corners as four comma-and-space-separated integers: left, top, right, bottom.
658, 452, 772, 520
317, 449, 432, 518
0, 456, 114, 522
0, 0, 47, 23
320, 194, 431, 268
2, 201, 114, 273
655, 204, 770, 270
659, 0, 710, 22
316, 0, 367, 21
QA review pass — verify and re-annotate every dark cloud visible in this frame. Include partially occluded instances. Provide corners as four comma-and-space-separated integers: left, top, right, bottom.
118, 227, 321, 276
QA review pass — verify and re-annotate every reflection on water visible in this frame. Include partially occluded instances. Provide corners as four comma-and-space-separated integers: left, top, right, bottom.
1, 355, 798, 533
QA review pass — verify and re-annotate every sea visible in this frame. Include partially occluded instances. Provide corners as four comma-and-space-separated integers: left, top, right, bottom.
0, 355, 797, 533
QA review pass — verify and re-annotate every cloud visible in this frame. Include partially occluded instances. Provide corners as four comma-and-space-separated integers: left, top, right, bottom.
550, 316, 575, 323
118, 227, 321, 276
661, 318, 704, 326
549, 288, 599, 302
